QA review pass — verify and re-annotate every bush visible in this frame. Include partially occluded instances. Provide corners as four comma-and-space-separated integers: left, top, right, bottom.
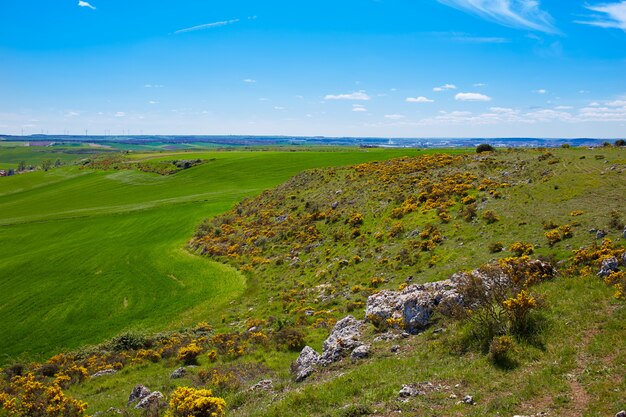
483, 210, 500, 224
545, 230, 561, 246
488, 242, 504, 253
108, 332, 147, 352
615, 139, 626, 147
503, 290, 538, 335
273, 328, 306, 352
509, 242, 534, 257
177, 342, 203, 365
488, 335, 517, 367
166, 387, 226, 417
476, 144, 495, 153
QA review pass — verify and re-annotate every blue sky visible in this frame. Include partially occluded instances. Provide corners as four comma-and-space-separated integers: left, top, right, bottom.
1, 0, 626, 138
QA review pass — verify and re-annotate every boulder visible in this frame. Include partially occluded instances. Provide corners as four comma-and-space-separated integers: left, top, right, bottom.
398, 384, 422, 398
596, 230, 607, 239
350, 344, 370, 360
170, 367, 187, 379
320, 315, 364, 364
598, 256, 620, 277
127, 384, 151, 406
90, 369, 117, 378
366, 278, 461, 334
135, 391, 164, 409
616, 411, 626, 417
291, 346, 321, 382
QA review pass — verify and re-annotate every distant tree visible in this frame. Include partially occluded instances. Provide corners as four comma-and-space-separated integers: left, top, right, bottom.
561, 143, 571, 148
476, 144, 495, 153
17, 160, 26, 171
54, 158, 63, 167
615, 139, 626, 147
602, 141, 611, 147
7, 169, 14, 176
41, 159, 52, 171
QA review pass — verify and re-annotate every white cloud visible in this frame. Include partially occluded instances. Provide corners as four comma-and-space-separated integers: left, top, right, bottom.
489, 107, 516, 113
437, 0, 557, 33
324, 91, 371, 101
115, 112, 126, 117
274, 106, 286, 110
148, 101, 159, 105
433, 84, 457, 92
353, 107, 367, 112
259, 97, 269, 101
385, 114, 406, 120
534, 89, 548, 94
406, 96, 434, 103
78, 1, 96, 10
449, 34, 509, 43
65, 111, 80, 117
144, 84, 164, 88
576, 1, 626, 31
555, 105, 573, 110
175, 19, 240, 34
455, 92, 492, 101
607, 100, 626, 106
243, 78, 256, 83
474, 83, 487, 87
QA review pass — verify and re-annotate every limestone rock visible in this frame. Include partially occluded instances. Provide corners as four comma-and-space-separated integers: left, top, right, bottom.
170, 367, 187, 379
366, 278, 461, 334
135, 391, 164, 409
127, 384, 151, 406
291, 346, 321, 382
320, 315, 364, 364
90, 369, 117, 379
598, 256, 619, 277
350, 344, 370, 360
249, 379, 273, 391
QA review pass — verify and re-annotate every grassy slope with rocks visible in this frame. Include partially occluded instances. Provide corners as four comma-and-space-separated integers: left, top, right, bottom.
2, 146, 625, 417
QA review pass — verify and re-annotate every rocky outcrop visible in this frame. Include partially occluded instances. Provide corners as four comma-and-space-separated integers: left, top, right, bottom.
90, 369, 117, 379
127, 384, 151, 406
598, 256, 620, 277
292, 315, 365, 381
249, 379, 273, 392
135, 391, 164, 409
365, 278, 462, 334
291, 346, 321, 382
320, 315, 364, 365
350, 344, 370, 360
170, 367, 187, 379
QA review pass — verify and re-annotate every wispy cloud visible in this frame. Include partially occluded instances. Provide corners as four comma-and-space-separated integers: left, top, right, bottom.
243, 78, 256, 83
385, 114, 406, 120
433, 84, 457, 92
175, 19, 240, 34
576, 1, 626, 30
437, 0, 557, 33
324, 91, 371, 101
353, 104, 368, 112
78, 1, 96, 10
449, 34, 510, 43
406, 96, 435, 103
534, 89, 548, 94
455, 92, 492, 101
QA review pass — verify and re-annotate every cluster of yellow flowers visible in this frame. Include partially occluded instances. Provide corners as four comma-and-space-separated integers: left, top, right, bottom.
166, 387, 226, 417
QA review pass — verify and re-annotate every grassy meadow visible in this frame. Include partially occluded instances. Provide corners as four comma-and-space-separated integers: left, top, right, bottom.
0, 147, 429, 363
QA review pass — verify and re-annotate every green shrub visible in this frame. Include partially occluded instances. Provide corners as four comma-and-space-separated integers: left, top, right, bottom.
476, 144, 495, 153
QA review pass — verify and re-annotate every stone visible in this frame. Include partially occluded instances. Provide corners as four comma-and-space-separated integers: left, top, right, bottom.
90, 369, 117, 378
390, 345, 400, 353
127, 384, 151, 406
596, 230, 607, 239
622, 252, 626, 267
320, 315, 364, 365
365, 278, 462, 334
249, 379, 273, 392
398, 384, 421, 398
463, 395, 475, 405
598, 256, 620, 277
291, 346, 321, 382
351, 344, 370, 360
135, 391, 164, 409
93, 408, 123, 416
623, 227, 626, 239
616, 411, 626, 417
170, 367, 187, 379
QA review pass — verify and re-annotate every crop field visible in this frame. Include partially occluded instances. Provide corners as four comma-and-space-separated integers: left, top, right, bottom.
0, 147, 430, 363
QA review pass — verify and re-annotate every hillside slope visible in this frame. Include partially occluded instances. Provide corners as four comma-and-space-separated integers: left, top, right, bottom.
2, 147, 625, 417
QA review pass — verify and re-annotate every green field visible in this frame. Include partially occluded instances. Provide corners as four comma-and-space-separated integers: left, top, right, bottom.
0, 148, 430, 363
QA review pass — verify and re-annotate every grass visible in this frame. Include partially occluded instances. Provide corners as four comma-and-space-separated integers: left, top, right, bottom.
0, 148, 429, 363
2, 146, 625, 417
